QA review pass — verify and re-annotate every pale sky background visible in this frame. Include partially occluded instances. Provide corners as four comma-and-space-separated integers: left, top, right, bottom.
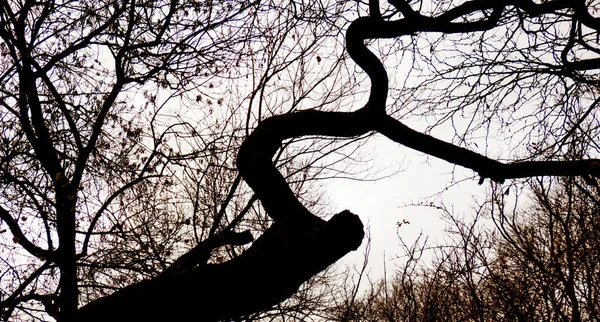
326, 132, 490, 281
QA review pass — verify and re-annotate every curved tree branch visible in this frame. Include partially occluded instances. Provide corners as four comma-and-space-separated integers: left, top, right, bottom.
0, 206, 55, 261
75, 2, 600, 321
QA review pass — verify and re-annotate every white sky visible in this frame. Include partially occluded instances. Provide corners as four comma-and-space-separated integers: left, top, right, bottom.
326, 132, 490, 280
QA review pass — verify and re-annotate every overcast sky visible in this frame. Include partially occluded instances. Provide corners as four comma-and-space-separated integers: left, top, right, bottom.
326, 131, 490, 281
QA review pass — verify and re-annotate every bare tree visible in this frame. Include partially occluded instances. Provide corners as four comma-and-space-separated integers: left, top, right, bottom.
331, 175, 600, 322
0, 0, 360, 321
3, 0, 600, 321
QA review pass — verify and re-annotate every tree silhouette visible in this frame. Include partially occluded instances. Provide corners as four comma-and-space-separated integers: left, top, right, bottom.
2, 0, 600, 321
330, 177, 600, 322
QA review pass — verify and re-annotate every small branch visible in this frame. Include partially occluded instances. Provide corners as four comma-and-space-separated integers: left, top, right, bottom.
0, 206, 55, 260
388, 0, 420, 19
31, 60, 83, 151
80, 175, 160, 257
1, 293, 58, 321
162, 230, 253, 276
208, 174, 242, 237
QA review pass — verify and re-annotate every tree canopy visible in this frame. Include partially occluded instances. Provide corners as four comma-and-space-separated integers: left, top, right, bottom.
1, 0, 600, 321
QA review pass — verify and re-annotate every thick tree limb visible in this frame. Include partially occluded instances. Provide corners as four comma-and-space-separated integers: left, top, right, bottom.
76, 211, 363, 321
237, 107, 600, 190
345, 3, 600, 183
375, 114, 600, 182
75, 2, 600, 320
237, 109, 373, 232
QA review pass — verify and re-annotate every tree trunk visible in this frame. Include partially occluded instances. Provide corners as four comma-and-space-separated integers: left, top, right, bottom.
76, 211, 363, 321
